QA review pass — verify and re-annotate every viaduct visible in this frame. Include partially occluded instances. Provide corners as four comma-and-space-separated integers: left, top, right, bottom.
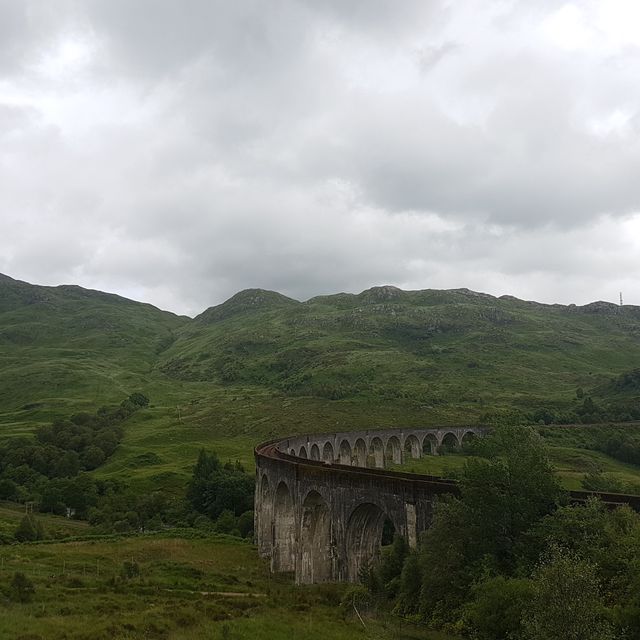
254, 426, 480, 584
254, 426, 640, 584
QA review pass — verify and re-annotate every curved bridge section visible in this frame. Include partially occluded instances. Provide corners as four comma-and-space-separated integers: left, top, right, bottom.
254, 426, 482, 584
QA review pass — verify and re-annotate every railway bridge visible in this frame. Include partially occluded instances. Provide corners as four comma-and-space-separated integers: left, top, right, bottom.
254, 426, 482, 584
255, 425, 640, 584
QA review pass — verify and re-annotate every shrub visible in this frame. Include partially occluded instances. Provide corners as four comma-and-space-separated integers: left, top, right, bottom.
9, 572, 35, 603
14, 515, 44, 542
120, 560, 140, 580
340, 585, 372, 619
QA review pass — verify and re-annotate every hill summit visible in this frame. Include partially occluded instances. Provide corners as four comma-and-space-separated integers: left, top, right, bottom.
195, 288, 300, 323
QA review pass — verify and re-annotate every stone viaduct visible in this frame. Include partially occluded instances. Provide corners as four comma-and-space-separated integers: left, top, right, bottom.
254, 426, 482, 584
255, 425, 640, 585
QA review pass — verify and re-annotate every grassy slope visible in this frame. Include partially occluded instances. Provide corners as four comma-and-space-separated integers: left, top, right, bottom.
0, 532, 450, 640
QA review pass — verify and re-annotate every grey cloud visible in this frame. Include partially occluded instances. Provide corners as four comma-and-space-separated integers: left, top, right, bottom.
1, 0, 639, 313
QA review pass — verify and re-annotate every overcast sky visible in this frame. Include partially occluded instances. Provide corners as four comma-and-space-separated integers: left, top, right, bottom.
1, 1, 639, 315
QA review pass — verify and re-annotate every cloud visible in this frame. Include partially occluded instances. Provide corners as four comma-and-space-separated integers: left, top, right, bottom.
0, 0, 639, 314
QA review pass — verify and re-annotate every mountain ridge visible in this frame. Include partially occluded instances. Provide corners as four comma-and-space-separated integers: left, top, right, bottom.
0, 271, 639, 433
1, 272, 635, 317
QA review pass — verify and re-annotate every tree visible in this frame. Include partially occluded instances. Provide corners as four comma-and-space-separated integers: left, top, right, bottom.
0, 478, 18, 501
460, 425, 562, 571
401, 426, 562, 624
187, 450, 254, 519
377, 534, 409, 597
82, 445, 106, 470
215, 509, 239, 535
237, 510, 254, 538
187, 450, 221, 513
128, 392, 149, 408
522, 546, 614, 640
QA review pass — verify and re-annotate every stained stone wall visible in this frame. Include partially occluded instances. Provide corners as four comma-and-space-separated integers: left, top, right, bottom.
254, 426, 483, 584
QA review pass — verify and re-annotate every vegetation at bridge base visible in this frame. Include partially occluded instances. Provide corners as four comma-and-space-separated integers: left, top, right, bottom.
358, 426, 640, 639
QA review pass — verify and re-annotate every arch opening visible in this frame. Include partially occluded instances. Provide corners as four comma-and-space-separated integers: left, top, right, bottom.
272, 481, 296, 572
440, 432, 460, 453
461, 431, 476, 450
310, 443, 321, 461
322, 441, 334, 462
385, 436, 401, 465
299, 491, 331, 583
404, 435, 421, 459
299, 446, 308, 459
339, 440, 352, 465
422, 434, 437, 456
354, 438, 367, 467
369, 437, 384, 468
345, 503, 395, 582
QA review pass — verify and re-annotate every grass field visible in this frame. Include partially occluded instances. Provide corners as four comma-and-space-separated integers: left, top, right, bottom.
0, 532, 455, 640
393, 431, 640, 492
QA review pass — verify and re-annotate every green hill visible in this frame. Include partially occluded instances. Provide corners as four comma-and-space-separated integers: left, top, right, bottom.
1, 274, 640, 488
160, 284, 640, 418
0, 273, 187, 426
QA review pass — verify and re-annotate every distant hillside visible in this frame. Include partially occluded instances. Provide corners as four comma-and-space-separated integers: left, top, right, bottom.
0, 274, 187, 417
1, 275, 640, 464
159, 285, 640, 420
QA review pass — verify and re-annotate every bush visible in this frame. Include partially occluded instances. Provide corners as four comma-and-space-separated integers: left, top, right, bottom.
340, 585, 372, 619
237, 510, 254, 538
120, 560, 140, 580
463, 576, 533, 640
14, 515, 44, 542
9, 572, 35, 602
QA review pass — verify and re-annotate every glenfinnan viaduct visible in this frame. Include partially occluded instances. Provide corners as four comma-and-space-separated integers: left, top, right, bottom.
254, 426, 482, 584
255, 426, 640, 584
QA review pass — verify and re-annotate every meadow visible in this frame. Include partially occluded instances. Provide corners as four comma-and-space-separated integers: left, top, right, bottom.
0, 532, 453, 640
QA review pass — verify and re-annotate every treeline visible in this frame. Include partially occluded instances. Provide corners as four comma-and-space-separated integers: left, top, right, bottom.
350, 426, 640, 639
483, 396, 640, 428
0, 393, 149, 510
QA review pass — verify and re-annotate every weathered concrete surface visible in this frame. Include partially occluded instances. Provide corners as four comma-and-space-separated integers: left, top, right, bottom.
254, 426, 482, 584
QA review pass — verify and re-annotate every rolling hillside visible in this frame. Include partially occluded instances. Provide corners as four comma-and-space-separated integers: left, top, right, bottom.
1, 274, 640, 488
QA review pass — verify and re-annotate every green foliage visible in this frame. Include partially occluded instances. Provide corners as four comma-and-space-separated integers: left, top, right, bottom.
215, 509, 239, 535
581, 467, 626, 492
460, 427, 562, 571
9, 571, 35, 603
0, 478, 18, 501
375, 535, 409, 597
339, 585, 372, 618
237, 510, 254, 538
14, 514, 44, 542
462, 576, 534, 640
389, 426, 562, 627
120, 560, 141, 580
522, 546, 614, 640
187, 450, 254, 520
